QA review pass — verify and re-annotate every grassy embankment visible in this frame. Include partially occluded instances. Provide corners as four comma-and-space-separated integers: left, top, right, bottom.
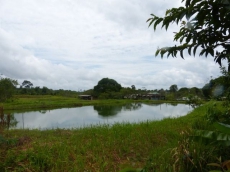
0, 95, 184, 110
0, 95, 209, 171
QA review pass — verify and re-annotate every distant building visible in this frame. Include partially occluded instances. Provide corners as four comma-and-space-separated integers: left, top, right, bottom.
78, 95, 92, 100
146, 92, 165, 100
182, 97, 189, 101
124, 92, 165, 100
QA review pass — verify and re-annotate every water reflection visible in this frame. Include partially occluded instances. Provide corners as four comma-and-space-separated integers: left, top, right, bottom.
123, 103, 142, 111
94, 106, 122, 117
94, 103, 142, 117
0, 108, 18, 130
8, 103, 191, 130
39, 110, 48, 114
168, 103, 178, 106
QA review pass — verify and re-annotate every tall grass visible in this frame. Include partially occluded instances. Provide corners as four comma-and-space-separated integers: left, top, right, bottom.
1, 100, 214, 171
0, 102, 208, 172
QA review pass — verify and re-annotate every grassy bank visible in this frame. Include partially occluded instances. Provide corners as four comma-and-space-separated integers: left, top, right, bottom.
0, 102, 210, 172
0, 95, 185, 110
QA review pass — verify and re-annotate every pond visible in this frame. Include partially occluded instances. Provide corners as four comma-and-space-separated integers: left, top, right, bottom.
2, 103, 192, 130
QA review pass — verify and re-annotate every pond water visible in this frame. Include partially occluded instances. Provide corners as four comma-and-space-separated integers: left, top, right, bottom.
4, 103, 192, 130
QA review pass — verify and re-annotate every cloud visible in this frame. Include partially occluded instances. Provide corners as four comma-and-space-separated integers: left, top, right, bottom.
0, 0, 225, 91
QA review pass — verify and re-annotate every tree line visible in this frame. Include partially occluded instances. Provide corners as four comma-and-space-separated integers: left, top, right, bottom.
0, 78, 80, 102
84, 77, 227, 100
0, 73, 229, 102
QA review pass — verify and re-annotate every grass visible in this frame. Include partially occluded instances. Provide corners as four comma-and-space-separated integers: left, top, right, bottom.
1, 121, 185, 171
0, 101, 211, 172
0, 95, 186, 110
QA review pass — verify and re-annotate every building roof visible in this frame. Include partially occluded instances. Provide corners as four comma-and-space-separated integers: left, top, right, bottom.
148, 92, 159, 95
79, 95, 91, 97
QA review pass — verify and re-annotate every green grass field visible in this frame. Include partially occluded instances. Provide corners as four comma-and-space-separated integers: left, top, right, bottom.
0, 97, 212, 172
0, 95, 185, 110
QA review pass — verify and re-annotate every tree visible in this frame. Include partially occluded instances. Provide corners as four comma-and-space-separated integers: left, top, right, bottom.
0, 78, 18, 102
131, 85, 136, 90
41, 86, 50, 95
202, 68, 230, 98
147, 0, 230, 72
93, 78, 122, 97
21, 80, 33, 88
178, 87, 189, 97
34, 86, 41, 95
169, 84, 178, 92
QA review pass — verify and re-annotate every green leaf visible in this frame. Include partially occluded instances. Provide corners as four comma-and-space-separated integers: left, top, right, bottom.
148, 0, 230, 67
186, 34, 192, 43
193, 44, 199, 56
215, 56, 222, 66
178, 11, 186, 24
207, 163, 222, 168
210, 48, 214, 56
180, 50, 184, 59
165, 22, 170, 31
154, 18, 163, 30
200, 49, 206, 56
147, 18, 154, 28
188, 46, 192, 55
190, 130, 230, 146
167, 50, 173, 57
185, 0, 191, 7
155, 49, 160, 57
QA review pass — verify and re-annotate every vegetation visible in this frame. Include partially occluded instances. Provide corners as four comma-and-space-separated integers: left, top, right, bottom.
202, 67, 230, 99
169, 84, 178, 93
0, 78, 18, 102
147, 0, 230, 72
11, 77, 207, 102
0, 75, 208, 103
1, 100, 229, 171
16, 85, 80, 97
21, 80, 33, 88
93, 78, 122, 99
0, 102, 213, 172
0, 95, 186, 111
1, 1, 230, 170
0, 95, 141, 110
146, 0, 230, 171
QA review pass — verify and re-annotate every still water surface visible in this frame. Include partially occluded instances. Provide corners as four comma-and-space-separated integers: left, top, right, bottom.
9, 103, 191, 129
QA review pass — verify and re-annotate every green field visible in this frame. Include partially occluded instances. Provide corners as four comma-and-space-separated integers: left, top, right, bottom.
0, 95, 185, 110
0, 97, 224, 171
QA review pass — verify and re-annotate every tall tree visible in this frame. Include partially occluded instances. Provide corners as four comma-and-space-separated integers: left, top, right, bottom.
131, 85, 136, 90
0, 78, 18, 102
93, 78, 122, 95
169, 84, 178, 93
21, 80, 33, 88
147, 0, 230, 71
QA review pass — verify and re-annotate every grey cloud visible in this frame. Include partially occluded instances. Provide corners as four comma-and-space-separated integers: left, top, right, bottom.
0, 0, 224, 91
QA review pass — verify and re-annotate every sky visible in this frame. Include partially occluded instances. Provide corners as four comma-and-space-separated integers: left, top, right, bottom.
0, 0, 227, 91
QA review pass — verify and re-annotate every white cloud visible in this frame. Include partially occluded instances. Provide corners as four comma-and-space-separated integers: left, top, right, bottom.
0, 0, 225, 91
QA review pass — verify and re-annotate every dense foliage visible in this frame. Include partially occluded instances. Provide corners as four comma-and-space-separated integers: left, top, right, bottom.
0, 78, 18, 102
21, 80, 33, 88
16, 86, 79, 97
147, 0, 230, 72
202, 67, 230, 98
147, 0, 230, 171
169, 84, 178, 92
93, 78, 122, 98
94, 78, 122, 93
